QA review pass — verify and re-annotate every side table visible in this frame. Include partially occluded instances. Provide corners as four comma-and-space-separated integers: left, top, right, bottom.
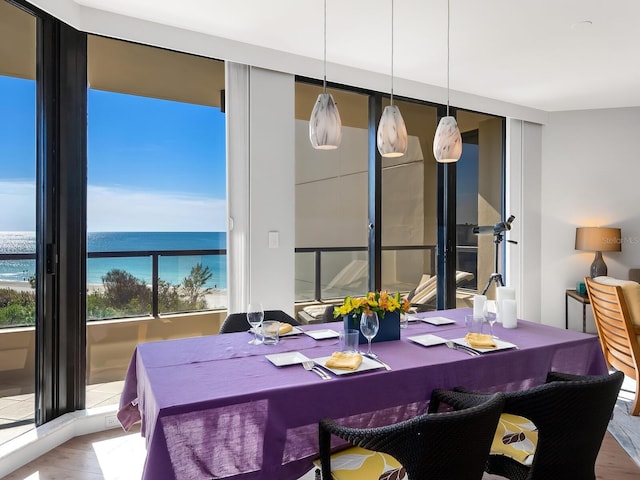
565, 289, 590, 333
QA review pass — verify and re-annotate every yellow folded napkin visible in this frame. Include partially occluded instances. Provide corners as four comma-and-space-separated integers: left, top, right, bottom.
325, 351, 363, 370
465, 332, 497, 349
279, 323, 293, 335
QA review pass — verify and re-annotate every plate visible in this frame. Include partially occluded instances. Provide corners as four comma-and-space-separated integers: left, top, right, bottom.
407, 334, 448, 347
304, 329, 340, 340
312, 355, 385, 375
265, 351, 311, 367
451, 337, 518, 353
405, 314, 423, 322
250, 326, 305, 337
420, 316, 456, 326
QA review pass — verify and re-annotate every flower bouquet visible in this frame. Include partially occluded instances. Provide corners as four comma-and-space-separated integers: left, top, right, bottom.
334, 291, 410, 343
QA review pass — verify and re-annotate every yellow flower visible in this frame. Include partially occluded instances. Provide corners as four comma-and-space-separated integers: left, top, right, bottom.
334, 290, 410, 319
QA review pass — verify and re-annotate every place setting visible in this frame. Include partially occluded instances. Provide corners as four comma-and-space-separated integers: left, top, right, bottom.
405, 313, 457, 326
307, 309, 394, 378
245, 302, 307, 347
442, 300, 518, 355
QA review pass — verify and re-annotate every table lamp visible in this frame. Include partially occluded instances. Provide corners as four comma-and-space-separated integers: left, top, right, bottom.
575, 227, 621, 277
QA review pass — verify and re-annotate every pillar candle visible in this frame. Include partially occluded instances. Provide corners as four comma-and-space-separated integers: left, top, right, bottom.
502, 299, 518, 328
473, 295, 487, 319
496, 287, 516, 322
496, 287, 515, 303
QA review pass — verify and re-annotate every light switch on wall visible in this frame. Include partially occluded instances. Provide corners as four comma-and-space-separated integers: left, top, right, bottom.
268, 231, 279, 248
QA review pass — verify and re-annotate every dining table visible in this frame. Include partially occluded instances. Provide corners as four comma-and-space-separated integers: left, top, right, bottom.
117, 308, 607, 480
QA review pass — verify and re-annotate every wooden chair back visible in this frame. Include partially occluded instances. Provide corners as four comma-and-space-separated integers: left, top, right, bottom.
585, 277, 640, 415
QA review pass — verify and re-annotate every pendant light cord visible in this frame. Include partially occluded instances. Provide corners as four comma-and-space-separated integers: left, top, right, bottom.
323, 0, 327, 93
390, 0, 394, 105
446, 0, 450, 116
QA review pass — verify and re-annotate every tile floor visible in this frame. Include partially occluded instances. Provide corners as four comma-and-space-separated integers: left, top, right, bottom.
0, 380, 124, 446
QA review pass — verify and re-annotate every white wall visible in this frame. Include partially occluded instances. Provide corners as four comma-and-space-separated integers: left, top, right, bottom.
540, 107, 640, 330
227, 65, 295, 314
506, 120, 542, 324
248, 68, 296, 313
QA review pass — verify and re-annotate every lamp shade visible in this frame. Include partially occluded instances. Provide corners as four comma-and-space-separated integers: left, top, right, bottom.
377, 105, 408, 157
433, 116, 462, 163
575, 227, 622, 252
309, 93, 342, 150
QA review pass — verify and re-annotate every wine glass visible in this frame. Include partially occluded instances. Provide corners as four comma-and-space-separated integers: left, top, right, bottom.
360, 311, 379, 356
246, 302, 264, 345
484, 300, 499, 339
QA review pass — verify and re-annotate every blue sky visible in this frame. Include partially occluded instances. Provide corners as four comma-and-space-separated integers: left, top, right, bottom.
0, 75, 226, 232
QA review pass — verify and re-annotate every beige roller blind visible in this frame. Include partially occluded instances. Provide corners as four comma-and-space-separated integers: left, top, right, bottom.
88, 35, 224, 108
0, 1, 36, 80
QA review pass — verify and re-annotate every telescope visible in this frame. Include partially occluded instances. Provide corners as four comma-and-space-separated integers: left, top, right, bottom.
473, 215, 516, 236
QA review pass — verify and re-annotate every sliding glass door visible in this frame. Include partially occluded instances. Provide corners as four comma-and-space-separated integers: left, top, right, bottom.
86, 35, 226, 395
294, 80, 506, 311
294, 82, 370, 302
0, 0, 38, 443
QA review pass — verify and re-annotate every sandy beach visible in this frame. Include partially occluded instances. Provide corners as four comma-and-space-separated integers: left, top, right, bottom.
0, 280, 228, 310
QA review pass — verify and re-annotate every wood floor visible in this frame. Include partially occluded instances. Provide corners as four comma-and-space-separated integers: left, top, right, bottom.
3, 426, 640, 479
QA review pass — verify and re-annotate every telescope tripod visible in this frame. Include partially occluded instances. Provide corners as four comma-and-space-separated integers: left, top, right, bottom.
480, 232, 505, 296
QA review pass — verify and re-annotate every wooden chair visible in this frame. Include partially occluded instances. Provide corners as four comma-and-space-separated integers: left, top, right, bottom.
585, 277, 640, 416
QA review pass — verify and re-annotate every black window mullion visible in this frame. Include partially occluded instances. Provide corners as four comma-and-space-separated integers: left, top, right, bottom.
368, 94, 382, 292
36, 13, 87, 425
436, 106, 458, 310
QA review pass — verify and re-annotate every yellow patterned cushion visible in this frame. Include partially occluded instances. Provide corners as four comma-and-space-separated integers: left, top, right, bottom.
491, 413, 538, 466
313, 446, 408, 480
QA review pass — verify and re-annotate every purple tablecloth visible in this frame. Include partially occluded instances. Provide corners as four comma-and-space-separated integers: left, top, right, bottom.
118, 308, 607, 480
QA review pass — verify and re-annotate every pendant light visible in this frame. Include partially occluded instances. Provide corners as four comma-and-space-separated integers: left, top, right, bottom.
433, 0, 462, 163
377, 0, 408, 158
309, 0, 342, 150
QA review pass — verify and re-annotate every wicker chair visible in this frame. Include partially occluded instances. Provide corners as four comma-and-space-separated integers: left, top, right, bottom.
318, 392, 504, 480
218, 309, 299, 334
585, 276, 640, 415
429, 371, 624, 480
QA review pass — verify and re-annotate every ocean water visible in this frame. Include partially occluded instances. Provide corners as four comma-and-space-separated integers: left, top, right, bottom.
0, 231, 227, 289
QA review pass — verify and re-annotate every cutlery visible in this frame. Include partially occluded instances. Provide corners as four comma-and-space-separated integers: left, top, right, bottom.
363, 352, 392, 370
302, 360, 331, 380
445, 341, 480, 356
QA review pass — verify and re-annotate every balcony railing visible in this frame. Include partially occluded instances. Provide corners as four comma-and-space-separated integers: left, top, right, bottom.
295, 245, 439, 302
88, 249, 226, 317
1, 243, 478, 322
0, 249, 226, 323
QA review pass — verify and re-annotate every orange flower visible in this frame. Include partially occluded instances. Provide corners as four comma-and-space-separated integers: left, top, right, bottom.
334, 290, 409, 319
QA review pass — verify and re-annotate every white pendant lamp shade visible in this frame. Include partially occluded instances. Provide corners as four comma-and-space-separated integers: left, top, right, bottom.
433, 116, 462, 162
309, 92, 342, 150
434, 0, 462, 163
377, 0, 407, 158
377, 105, 408, 157
310, 0, 342, 150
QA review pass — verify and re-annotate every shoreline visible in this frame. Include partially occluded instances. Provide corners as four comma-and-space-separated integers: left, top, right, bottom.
0, 280, 228, 309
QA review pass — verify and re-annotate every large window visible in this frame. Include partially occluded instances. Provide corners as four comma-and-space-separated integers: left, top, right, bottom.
86, 36, 226, 386
380, 99, 439, 305
294, 81, 505, 311
0, 0, 37, 443
456, 110, 505, 297
295, 82, 369, 302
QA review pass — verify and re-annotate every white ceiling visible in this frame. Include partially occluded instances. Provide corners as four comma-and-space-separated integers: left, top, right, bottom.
65, 0, 640, 112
